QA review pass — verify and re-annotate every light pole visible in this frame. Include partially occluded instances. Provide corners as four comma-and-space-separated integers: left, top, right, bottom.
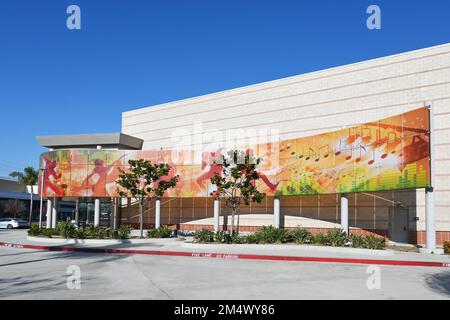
38, 161, 46, 228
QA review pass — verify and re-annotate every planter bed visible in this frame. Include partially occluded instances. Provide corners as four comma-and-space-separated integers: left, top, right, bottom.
27, 235, 182, 245
183, 242, 394, 256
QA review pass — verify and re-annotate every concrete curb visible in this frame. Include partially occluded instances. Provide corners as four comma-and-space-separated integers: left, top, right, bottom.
27, 236, 182, 245
1, 241, 449, 269
419, 247, 445, 255
182, 243, 395, 256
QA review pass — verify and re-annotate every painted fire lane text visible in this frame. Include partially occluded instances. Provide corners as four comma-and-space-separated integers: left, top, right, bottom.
192, 252, 239, 259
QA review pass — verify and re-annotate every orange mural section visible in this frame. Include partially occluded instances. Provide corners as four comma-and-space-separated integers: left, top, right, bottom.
39, 107, 431, 198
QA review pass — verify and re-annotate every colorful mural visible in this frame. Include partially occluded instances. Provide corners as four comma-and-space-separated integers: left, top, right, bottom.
39, 107, 430, 198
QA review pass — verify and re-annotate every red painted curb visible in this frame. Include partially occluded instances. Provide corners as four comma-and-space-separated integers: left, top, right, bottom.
1, 241, 449, 268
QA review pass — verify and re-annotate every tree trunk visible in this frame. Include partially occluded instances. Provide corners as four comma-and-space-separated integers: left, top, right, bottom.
231, 204, 236, 234
28, 186, 33, 225
139, 200, 144, 238
117, 198, 122, 228
237, 206, 240, 234
223, 200, 228, 231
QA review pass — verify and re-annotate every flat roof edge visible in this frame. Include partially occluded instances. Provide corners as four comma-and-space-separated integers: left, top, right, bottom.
36, 133, 143, 150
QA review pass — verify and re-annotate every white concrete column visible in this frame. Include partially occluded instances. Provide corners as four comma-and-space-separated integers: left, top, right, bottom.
341, 194, 349, 234
155, 198, 161, 229
51, 198, 58, 228
213, 199, 220, 231
426, 189, 436, 250
46, 199, 52, 229
273, 197, 281, 228
94, 198, 100, 227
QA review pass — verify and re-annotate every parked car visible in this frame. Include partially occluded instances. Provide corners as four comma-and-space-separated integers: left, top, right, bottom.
0, 218, 29, 229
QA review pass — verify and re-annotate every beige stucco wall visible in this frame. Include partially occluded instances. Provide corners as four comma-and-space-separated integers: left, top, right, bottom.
122, 43, 450, 232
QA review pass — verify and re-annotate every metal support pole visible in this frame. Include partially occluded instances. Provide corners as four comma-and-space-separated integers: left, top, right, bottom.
38, 165, 46, 228
74, 199, 79, 225
426, 102, 436, 250
113, 198, 118, 230
110, 198, 114, 229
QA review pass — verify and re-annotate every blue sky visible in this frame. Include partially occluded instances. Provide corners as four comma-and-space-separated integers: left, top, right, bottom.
0, 0, 449, 177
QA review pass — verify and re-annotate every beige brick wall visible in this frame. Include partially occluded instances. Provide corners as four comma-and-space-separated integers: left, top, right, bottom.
122, 44, 450, 232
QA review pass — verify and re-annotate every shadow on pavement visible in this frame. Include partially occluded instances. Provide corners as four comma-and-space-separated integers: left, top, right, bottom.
424, 271, 450, 297
0, 249, 132, 298
0, 245, 132, 267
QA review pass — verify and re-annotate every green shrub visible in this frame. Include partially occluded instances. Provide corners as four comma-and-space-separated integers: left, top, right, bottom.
194, 229, 215, 243
74, 228, 87, 239
104, 228, 112, 238
311, 233, 328, 246
117, 225, 132, 240
289, 228, 313, 244
146, 229, 159, 238
214, 230, 226, 243
56, 221, 76, 239
110, 229, 119, 239
231, 232, 247, 244
28, 224, 42, 237
41, 228, 58, 238
254, 226, 290, 244
364, 235, 386, 250
85, 226, 105, 239
350, 234, 366, 248
55, 221, 69, 233
147, 225, 172, 238
102, 228, 118, 239
444, 241, 450, 254
327, 228, 348, 247
244, 233, 259, 244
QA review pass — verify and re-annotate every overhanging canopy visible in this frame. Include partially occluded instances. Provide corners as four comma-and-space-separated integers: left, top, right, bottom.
36, 133, 143, 150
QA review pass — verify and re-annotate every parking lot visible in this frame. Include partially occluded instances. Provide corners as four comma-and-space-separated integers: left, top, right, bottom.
0, 230, 449, 300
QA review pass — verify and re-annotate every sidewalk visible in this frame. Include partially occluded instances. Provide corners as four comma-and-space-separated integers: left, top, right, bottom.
1, 230, 449, 268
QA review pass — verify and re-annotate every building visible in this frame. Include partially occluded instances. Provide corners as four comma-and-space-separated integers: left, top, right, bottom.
0, 177, 39, 220
36, 133, 143, 227
37, 43, 450, 249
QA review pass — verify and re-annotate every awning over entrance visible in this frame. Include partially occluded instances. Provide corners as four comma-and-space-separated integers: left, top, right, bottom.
36, 133, 143, 150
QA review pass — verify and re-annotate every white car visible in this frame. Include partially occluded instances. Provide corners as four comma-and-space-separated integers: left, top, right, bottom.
0, 218, 29, 229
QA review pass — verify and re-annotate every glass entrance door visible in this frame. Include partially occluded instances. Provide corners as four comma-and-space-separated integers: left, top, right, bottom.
75, 199, 112, 227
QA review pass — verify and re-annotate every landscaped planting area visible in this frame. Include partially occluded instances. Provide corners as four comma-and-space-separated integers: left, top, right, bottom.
146, 225, 172, 238
194, 226, 387, 250
28, 222, 132, 240
28, 222, 387, 250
